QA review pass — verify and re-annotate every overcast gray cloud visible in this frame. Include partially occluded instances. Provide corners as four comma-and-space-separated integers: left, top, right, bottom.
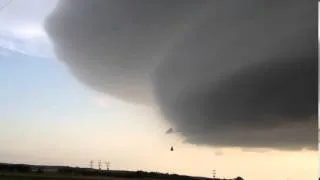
45, 0, 317, 150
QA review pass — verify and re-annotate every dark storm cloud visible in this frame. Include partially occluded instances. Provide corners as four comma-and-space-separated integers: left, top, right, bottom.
44, 0, 210, 105
45, 0, 317, 150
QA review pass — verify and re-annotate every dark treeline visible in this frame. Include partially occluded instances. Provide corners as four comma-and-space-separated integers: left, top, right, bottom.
0, 163, 243, 180
0, 163, 31, 173
58, 167, 205, 180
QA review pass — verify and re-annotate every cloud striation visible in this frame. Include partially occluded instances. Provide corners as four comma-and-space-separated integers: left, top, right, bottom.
45, 0, 317, 150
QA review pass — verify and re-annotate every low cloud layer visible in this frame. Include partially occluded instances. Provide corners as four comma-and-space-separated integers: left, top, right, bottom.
45, 0, 317, 150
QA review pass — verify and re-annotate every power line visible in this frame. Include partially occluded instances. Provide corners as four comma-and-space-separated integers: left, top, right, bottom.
98, 160, 102, 170
90, 160, 94, 169
105, 161, 110, 171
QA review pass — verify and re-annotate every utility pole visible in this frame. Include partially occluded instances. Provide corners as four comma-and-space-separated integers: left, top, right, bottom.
212, 169, 216, 179
105, 161, 110, 171
90, 160, 93, 169
98, 160, 102, 170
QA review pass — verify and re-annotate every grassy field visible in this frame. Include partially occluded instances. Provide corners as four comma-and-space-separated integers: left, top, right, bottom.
0, 173, 152, 180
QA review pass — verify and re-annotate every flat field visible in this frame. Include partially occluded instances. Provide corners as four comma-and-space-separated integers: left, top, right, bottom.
0, 173, 152, 180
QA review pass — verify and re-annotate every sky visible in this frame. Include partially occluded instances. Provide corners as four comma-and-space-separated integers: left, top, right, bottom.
0, 0, 317, 180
